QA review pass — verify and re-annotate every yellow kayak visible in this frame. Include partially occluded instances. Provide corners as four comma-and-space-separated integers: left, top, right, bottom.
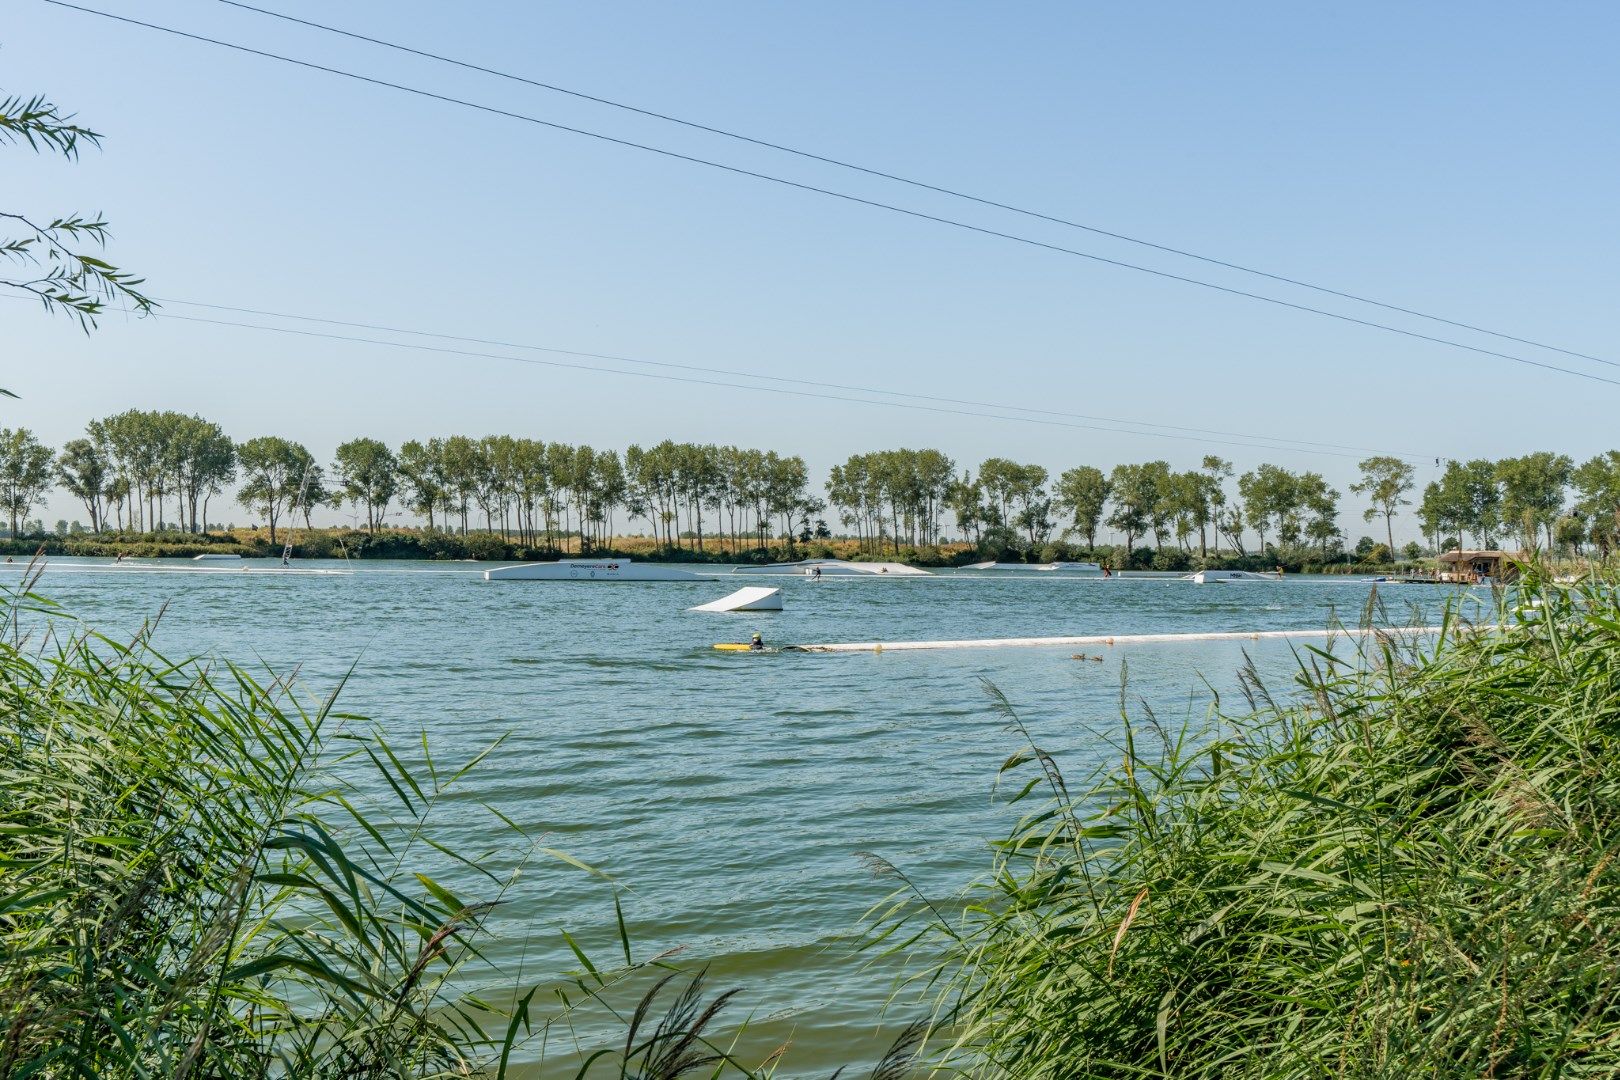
713, 643, 762, 652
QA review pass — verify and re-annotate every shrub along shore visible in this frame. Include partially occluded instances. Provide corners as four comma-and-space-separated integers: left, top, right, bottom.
0, 525, 1435, 574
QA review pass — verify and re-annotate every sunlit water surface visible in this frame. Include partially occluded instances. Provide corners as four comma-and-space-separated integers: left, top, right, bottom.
7, 558, 1481, 1075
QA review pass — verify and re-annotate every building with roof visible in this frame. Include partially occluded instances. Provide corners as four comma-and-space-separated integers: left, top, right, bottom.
1436, 549, 1522, 584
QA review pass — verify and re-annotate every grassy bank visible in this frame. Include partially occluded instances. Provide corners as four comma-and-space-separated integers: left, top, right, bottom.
881, 570, 1620, 1077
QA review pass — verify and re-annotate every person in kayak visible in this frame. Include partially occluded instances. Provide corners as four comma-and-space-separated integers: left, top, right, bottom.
749, 632, 765, 651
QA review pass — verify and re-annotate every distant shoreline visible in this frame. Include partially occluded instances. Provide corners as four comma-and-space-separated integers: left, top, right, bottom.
0, 527, 1429, 575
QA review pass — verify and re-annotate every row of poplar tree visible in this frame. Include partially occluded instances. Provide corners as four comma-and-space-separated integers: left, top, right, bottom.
4, 410, 1620, 556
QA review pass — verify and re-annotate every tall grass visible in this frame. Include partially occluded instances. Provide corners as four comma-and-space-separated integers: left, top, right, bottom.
881, 570, 1620, 1078
0, 570, 555, 1076
0, 570, 922, 1078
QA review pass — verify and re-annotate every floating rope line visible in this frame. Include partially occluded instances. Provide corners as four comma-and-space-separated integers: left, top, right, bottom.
787, 626, 1450, 653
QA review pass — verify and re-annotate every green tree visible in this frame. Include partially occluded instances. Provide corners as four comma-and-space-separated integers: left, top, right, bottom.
1201, 456, 1234, 555
1436, 459, 1501, 548
169, 415, 236, 532
1553, 514, 1585, 556
438, 435, 483, 535
334, 437, 398, 534
1107, 463, 1161, 553
975, 458, 1013, 528
764, 452, 812, 549
1496, 452, 1573, 549
1237, 464, 1300, 553
1418, 482, 1448, 554
1590, 514, 1616, 559
94, 410, 162, 531
397, 439, 447, 531
235, 436, 314, 545
1297, 471, 1342, 556
55, 436, 108, 531
1350, 456, 1415, 553
0, 428, 54, 536
1159, 470, 1212, 554
946, 471, 985, 544
1055, 466, 1109, 549
1572, 451, 1620, 549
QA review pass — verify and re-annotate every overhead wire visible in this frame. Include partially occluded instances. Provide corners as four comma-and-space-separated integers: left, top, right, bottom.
208, 0, 1616, 372
36, 0, 1620, 392
128, 302, 1413, 461
152, 295, 1427, 458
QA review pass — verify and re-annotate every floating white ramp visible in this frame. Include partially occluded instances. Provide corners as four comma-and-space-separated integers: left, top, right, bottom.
1188, 569, 1281, 583
963, 561, 1102, 573
789, 626, 1446, 653
690, 586, 784, 613
484, 558, 716, 582
731, 559, 930, 577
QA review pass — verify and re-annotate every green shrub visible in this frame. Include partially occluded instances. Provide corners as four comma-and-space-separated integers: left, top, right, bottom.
1361, 541, 1394, 565
883, 573, 1620, 1078
1151, 548, 1191, 572
461, 532, 509, 561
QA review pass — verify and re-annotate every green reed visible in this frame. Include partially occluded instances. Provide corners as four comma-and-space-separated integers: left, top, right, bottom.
877, 569, 1620, 1078
0, 572, 548, 1076
0, 566, 921, 1079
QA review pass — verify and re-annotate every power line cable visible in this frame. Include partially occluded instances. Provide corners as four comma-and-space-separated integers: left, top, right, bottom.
0, 284, 1427, 456
37, 0, 1620, 392
137, 304, 1415, 461
208, 0, 1616, 371
153, 295, 1425, 457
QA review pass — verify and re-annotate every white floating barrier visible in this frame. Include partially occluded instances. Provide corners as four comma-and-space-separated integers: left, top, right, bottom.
689, 586, 784, 613
731, 558, 931, 577
963, 561, 1102, 573
1188, 569, 1282, 583
790, 626, 1447, 653
484, 558, 716, 582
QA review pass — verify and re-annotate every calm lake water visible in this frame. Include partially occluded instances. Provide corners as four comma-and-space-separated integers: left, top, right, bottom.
8, 557, 1481, 1075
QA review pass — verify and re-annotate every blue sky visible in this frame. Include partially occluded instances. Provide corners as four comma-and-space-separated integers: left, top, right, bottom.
6, 1, 1618, 540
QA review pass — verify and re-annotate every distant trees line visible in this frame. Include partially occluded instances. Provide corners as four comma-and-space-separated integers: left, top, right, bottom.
4, 411, 1619, 559
1418, 452, 1620, 556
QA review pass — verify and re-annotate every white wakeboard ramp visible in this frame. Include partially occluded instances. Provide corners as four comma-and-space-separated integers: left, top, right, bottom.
731, 558, 930, 577
484, 558, 716, 582
690, 586, 784, 612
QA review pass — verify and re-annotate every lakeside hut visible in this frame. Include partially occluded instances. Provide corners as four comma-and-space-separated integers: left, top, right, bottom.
1437, 549, 1523, 584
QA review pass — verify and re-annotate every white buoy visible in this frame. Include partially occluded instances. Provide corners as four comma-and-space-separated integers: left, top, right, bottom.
689, 586, 785, 612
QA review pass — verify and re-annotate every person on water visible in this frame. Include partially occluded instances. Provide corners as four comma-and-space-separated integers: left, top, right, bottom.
748, 632, 765, 651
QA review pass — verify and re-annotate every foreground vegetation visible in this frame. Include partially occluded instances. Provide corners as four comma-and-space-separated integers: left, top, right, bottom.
0, 573, 922, 1077
7, 557, 1620, 1076
882, 570, 1620, 1077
